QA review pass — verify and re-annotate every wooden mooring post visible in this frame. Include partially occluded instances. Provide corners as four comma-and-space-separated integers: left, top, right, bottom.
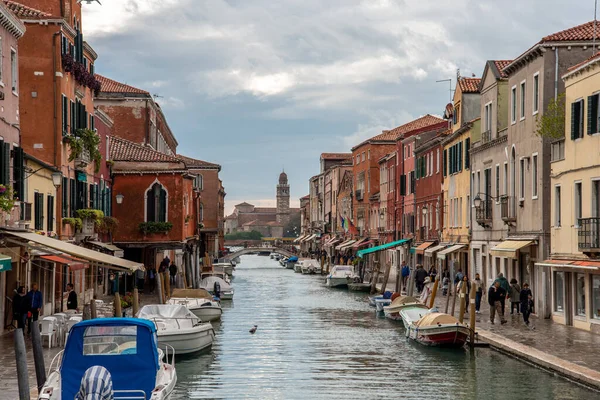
90, 297, 97, 319
458, 279, 467, 323
114, 292, 122, 317
31, 322, 46, 392
133, 288, 140, 316
156, 272, 164, 304
380, 262, 392, 294
14, 328, 30, 400
429, 275, 440, 309
450, 281, 461, 317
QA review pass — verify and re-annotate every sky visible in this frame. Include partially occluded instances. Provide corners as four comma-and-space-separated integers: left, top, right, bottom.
82, 0, 596, 214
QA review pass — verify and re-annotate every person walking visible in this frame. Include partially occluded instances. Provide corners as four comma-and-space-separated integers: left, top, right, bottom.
66, 283, 78, 311
473, 273, 483, 313
148, 267, 157, 294
26, 283, 43, 334
401, 261, 410, 291
136, 268, 145, 292
509, 278, 521, 315
12, 286, 27, 330
460, 275, 471, 313
415, 264, 428, 294
169, 262, 178, 286
454, 268, 464, 285
520, 283, 533, 326
494, 273, 511, 314
488, 281, 507, 325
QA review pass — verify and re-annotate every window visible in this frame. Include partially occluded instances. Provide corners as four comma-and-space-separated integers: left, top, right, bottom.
436, 149, 440, 173
195, 174, 203, 190
464, 138, 470, 169
34, 192, 44, 231
495, 165, 500, 200
503, 163, 508, 195
146, 182, 167, 222
367, 150, 370, 160
533, 73, 539, 114
0, 36, 3, 83
531, 154, 538, 198
588, 93, 600, 135
62, 95, 68, 135
593, 180, 600, 218
555, 185, 561, 227
443, 149, 447, 176
576, 273, 586, 316
519, 158, 525, 200
575, 182, 582, 227
511, 86, 517, 123
593, 275, 600, 319
554, 271, 564, 312
484, 102, 492, 133
465, 196, 469, 228
200, 203, 204, 221
70, 100, 76, 135
46, 195, 54, 232
520, 80, 526, 120
430, 152, 433, 175
571, 99, 584, 140
10, 48, 16, 92
362, 152, 365, 162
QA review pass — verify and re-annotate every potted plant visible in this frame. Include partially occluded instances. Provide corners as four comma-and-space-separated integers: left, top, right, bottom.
0, 185, 16, 213
139, 221, 173, 235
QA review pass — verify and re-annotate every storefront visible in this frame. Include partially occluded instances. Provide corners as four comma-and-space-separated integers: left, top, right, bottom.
414, 241, 435, 269
437, 244, 468, 280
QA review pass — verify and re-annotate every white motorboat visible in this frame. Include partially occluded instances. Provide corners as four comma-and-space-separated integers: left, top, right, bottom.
213, 262, 234, 277
301, 259, 322, 275
38, 318, 176, 400
399, 303, 431, 329
168, 288, 222, 322
375, 298, 392, 312
280, 257, 288, 267
383, 296, 424, 321
137, 304, 215, 354
294, 261, 303, 273
201, 267, 231, 284
326, 265, 358, 288
200, 275, 234, 300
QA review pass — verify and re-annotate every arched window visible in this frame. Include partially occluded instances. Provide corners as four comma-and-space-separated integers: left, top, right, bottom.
146, 182, 167, 222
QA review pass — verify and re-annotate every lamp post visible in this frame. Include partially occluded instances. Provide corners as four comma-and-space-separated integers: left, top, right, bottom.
115, 194, 124, 205
51, 172, 62, 188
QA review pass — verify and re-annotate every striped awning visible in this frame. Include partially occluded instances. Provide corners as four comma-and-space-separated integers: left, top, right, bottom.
353, 239, 374, 249
293, 234, 308, 243
41, 255, 89, 271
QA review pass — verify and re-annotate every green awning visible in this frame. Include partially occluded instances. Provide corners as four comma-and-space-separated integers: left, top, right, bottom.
357, 239, 411, 258
0, 254, 12, 272
410, 247, 416, 254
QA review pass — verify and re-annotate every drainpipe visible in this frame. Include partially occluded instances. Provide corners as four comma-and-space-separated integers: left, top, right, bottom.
53, 31, 61, 167
554, 47, 559, 99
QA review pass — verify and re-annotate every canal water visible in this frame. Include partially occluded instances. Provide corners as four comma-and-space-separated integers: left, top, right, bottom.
171, 255, 595, 399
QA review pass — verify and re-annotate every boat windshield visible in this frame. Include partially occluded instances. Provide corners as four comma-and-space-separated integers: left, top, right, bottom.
83, 325, 138, 355
336, 266, 351, 271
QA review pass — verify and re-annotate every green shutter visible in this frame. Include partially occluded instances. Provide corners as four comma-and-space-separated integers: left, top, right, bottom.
13, 147, 23, 200
62, 177, 68, 217
70, 178, 76, 216
400, 174, 406, 195
571, 102, 577, 140
3, 143, 10, 186
159, 188, 166, 222
47, 195, 54, 232
96, 184, 100, 212
465, 138, 470, 169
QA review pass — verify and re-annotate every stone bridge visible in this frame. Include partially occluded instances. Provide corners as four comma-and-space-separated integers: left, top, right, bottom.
224, 246, 294, 260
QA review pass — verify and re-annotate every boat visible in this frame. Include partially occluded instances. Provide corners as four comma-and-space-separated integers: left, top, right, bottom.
326, 265, 358, 288
270, 254, 275, 259
348, 282, 371, 292
258, 250, 271, 256
399, 303, 431, 329
213, 262, 234, 277
301, 259, 321, 275
200, 275, 234, 300
201, 267, 231, 284
405, 312, 470, 347
375, 298, 392, 312
280, 257, 288, 267
369, 291, 393, 307
37, 318, 176, 400
294, 260, 303, 273
286, 256, 298, 269
137, 304, 215, 354
167, 288, 222, 322
383, 296, 423, 321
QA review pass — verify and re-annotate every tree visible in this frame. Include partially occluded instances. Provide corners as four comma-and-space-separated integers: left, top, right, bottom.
283, 211, 301, 238
224, 230, 263, 240
536, 94, 565, 140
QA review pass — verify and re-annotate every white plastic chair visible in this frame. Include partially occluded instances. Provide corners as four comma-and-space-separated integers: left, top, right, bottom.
40, 320, 55, 348
64, 318, 80, 344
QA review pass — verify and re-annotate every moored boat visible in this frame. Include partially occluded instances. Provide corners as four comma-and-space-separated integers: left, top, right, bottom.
200, 275, 234, 300
213, 262, 234, 277
383, 295, 422, 321
286, 256, 298, 269
294, 261, 303, 273
138, 304, 215, 354
399, 303, 430, 329
168, 288, 222, 321
326, 265, 358, 288
405, 312, 470, 347
301, 259, 321, 274
38, 318, 176, 400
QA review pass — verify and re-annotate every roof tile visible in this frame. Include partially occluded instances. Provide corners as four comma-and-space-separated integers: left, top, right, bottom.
493, 60, 512, 78
109, 136, 181, 163
3, 1, 49, 18
177, 154, 221, 170
566, 51, 600, 73
542, 21, 599, 42
320, 153, 352, 160
96, 75, 150, 95
458, 77, 481, 93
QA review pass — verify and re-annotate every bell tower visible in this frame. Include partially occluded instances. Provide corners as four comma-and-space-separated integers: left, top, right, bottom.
276, 171, 290, 224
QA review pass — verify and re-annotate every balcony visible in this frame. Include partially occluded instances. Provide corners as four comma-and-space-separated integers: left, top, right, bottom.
500, 195, 516, 224
355, 189, 364, 201
475, 200, 493, 226
579, 218, 600, 254
482, 130, 492, 144
75, 149, 91, 169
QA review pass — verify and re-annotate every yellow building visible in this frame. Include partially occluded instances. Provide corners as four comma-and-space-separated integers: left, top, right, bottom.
439, 76, 480, 277
539, 54, 600, 331
23, 155, 60, 234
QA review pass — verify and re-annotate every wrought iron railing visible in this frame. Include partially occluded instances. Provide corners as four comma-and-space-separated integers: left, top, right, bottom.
500, 195, 516, 222
578, 218, 600, 251
475, 200, 493, 225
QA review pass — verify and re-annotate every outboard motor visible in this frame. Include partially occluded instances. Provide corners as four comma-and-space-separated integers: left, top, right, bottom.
76, 365, 114, 400
213, 280, 221, 299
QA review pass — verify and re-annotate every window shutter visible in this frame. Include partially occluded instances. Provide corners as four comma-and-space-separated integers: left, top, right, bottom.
83, 181, 88, 209
47, 195, 54, 232
400, 175, 406, 195
443, 149, 447, 176
410, 171, 415, 193
107, 187, 112, 217
71, 101, 75, 134
70, 178, 76, 216
146, 188, 156, 222
571, 102, 577, 140
12, 146, 23, 200
89, 184, 95, 209
62, 177, 68, 217
449, 146, 454, 174
458, 142, 462, 172
465, 138, 470, 169
96, 185, 100, 212
3, 142, 10, 186
159, 188, 167, 222
588, 96, 594, 135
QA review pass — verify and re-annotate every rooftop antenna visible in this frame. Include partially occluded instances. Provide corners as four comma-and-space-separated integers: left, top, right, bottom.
436, 78, 452, 102
594, 0, 598, 53
153, 94, 163, 100
77, 0, 102, 5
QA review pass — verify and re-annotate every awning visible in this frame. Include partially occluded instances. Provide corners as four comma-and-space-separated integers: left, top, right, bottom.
41, 255, 89, 271
490, 240, 533, 259
353, 239, 374, 249
350, 238, 367, 249
536, 259, 600, 271
0, 254, 11, 272
425, 244, 447, 257
325, 238, 342, 248
88, 241, 124, 258
415, 241, 435, 255
338, 240, 358, 251
437, 244, 467, 260
301, 234, 317, 243
335, 239, 355, 250
3, 230, 142, 272
293, 234, 308, 243
357, 238, 410, 258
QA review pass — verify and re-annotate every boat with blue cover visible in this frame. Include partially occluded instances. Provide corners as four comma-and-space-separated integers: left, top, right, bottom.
37, 318, 177, 400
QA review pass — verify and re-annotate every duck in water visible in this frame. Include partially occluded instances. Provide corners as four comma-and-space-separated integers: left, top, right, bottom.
249, 325, 258, 334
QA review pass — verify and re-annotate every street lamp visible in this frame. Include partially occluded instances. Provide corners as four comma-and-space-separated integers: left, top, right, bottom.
473, 193, 482, 209
115, 193, 124, 204
422, 206, 428, 216
51, 172, 62, 188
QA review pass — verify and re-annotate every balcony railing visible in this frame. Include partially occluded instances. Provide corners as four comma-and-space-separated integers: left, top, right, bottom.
500, 195, 516, 223
475, 200, 493, 226
579, 218, 600, 253
75, 149, 91, 169
482, 130, 492, 144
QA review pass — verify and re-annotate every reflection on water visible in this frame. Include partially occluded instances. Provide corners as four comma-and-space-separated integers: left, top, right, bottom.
171, 255, 595, 399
